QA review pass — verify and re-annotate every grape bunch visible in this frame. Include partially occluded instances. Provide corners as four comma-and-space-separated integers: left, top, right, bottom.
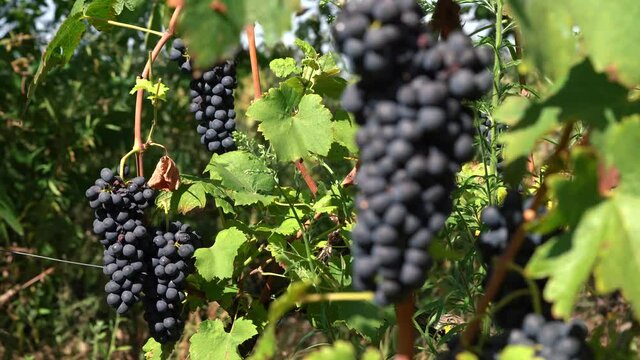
85, 168, 155, 314
441, 314, 592, 360
143, 221, 202, 343
190, 61, 238, 153
334, 0, 493, 305
478, 191, 555, 329
168, 38, 238, 154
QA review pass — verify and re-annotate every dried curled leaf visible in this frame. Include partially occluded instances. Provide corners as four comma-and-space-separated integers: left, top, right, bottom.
148, 156, 181, 191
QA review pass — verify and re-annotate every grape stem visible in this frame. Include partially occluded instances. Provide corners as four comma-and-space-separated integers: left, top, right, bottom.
245, 24, 319, 197
461, 122, 574, 347
132, 5, 183, 177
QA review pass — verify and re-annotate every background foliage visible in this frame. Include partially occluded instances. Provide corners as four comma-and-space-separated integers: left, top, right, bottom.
3, 0, 640, 359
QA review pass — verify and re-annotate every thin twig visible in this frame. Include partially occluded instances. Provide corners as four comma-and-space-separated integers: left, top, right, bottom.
133, 6, 183, 177
462, 122, 574, 347
0, 267, 55, 307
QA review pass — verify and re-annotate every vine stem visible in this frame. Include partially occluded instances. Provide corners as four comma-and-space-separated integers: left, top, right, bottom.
132, 5, 183, 177
461, 122, 574, 347
489, 0, 503, 204
395, 294, 416, 360
245, 24, 318, 197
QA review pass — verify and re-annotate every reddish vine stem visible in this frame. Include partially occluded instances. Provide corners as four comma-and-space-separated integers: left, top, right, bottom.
462, 123, 574, 347
245, 24, 318, 197
246, 24, 262, 100
395, 294, 416, 360
133, 6, 183, 177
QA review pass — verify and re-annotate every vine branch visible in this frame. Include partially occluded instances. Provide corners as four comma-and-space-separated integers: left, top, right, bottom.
462, 122, 574, 347
132, 5, 183, 177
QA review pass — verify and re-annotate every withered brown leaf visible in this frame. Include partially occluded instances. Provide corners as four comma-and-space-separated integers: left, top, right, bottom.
148, 155, 181, 191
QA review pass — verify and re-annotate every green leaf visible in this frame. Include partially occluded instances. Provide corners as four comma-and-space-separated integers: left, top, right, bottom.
592, 116, 640, 196
205, 151, 276, 206
190, 318, 257, 360
312, 73, 348, 100
499, 60, 640, 183
565, 0, 640, 87
507, 0, 578, 81
85, 0, 117, 31
195, 227, 248, 281
303, 341, 356, 360
156, 176, 219, 215
0, 198, 23, 236
529, 120, 640, 318
129, 78, 170, 101
28, 13, 86, 100
245, 0, 300, 47
331, 111, 358, 153
115, 0, 144, 14
247, 78, 334, 162
142, 338, 173, 360
180, 0, 245, 68
499, 345, 537, 360
294, 38, 317, 58
269, 58, 302, 78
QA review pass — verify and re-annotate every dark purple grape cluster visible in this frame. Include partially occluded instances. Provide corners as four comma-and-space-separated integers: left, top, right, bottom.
440, 314, 592, 360
190, 61, 238, 153
478, 191, 555, 329
168, 38, 238, 154
334, 0, 493, 305
143, 221, 201, 343
85, 168, 155, 314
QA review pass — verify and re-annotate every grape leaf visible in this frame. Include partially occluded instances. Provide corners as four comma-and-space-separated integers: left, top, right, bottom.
129, 78, 170, 101
195, 227, 248, 281
270, 58, 302, 78
115, 0, 144, 14
189, 318, 257, 360
155, 175, 219, 215
205, 151, 276, 206
565, 0, 640, 88
84, 0, 118, 31
28, 12, 86, 101
331, 111, 357, 153
528, 120, 640, 318
179, 0, 245, 69
142, 338, 173, 360
245, 0, 300, 47
507, 0, 578, 82
498, 60, 640, 183
247, 78, 333, 162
